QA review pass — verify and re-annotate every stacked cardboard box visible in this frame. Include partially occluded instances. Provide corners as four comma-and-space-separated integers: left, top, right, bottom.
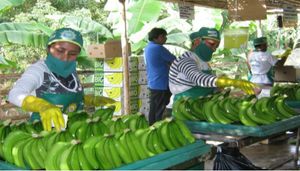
94, 56, 150, 115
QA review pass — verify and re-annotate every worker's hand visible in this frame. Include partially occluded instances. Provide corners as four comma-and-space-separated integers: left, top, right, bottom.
216, 77, 259, 95
21, 96, 65, 132
84, 94, 116, 107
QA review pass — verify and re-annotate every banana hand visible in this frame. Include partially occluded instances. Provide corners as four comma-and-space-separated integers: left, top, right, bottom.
216, 77, 258, 95
21, 96, 65, 132
84, 94, 116, 107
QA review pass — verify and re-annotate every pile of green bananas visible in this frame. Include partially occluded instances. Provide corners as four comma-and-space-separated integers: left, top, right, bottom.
43, 118, 194, 170
270, 83, 300, 101
0, 107, 196, 170
0, 120, 43, 160
173, 92, 298, 126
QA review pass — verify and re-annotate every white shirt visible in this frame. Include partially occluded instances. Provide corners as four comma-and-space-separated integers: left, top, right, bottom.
248, 51, 277, 84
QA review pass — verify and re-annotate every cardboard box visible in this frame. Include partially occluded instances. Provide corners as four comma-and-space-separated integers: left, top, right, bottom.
274, 66, 296, 82
94, 72, 139, 87
95, 57, 138, 72
87, 40, 131, 59
94, 86, 140, 101
110, 98, 139, 116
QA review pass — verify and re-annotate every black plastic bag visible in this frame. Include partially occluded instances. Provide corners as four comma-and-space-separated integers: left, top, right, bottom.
213, 146, 262, 170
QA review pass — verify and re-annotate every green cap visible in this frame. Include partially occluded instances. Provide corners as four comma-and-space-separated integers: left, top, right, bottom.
47, 28, 83, 48
189, 27, 220, 42
253, 37, 267, 46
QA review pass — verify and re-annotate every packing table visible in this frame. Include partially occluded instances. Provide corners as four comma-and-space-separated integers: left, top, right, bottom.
185, 101, 300, 169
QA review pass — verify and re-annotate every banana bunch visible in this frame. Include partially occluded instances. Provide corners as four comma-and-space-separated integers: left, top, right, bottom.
121, 113, 149, 131
43, 130, 73, 151
239, 96, 297, 126
172, 97, 206, 121
67, 111, 89, 127
106, 117, 127, 134
154, 118, 195, 150
69, 116, 109, 141
3, 130, 48, 169
93, 105, 116, 121
45, 140, 93, 170
270, 84, 300, 101
0, 120, 13, 159
118, 129, 150, 162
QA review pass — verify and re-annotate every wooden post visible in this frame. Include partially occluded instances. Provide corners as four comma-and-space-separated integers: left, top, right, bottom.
119, 0, 131, 115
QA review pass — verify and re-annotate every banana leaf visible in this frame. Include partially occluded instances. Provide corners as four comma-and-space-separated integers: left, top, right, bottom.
0, 31, 48, 48
0, 0, 24, 12
47, 15, 113, 38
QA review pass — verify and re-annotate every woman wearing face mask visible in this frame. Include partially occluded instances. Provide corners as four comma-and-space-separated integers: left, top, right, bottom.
169, 27, 259, 103
8, 28, 114, 132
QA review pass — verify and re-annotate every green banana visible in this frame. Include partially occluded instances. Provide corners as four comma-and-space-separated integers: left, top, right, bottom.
170, 121, 188, 146
123, 131, 140, 161
95, 136, 114, 170
11, 138, 31, 168
83, 136, 102, 169
275, 96, 295, 118
3, 131, 31, 164
103, 136, 117, 168
36, 138, 47, 167
172, 97, 188, 120
160, 121, 176, 150
69, 143, 81, 170
174, 119, 195, 143
128, 130, 149, 160
114, 134, 134, 164
45, 142, 71, 170
266, 96, 287, 120
239, 101, 257, 126
211, 101, 234, 124
77, 143, 93, 170
202, 100, 219, 123
23, 138, 41, 169
107, 137, 123, 168
136, 113, 149, 129
246, 104, 273, 125
151, 127, 167, 154
59, 144, 75, 170
94, 105, 115, 121
190, 97, 206, 120
178, 97, 199, 121
30, 138, 45, 169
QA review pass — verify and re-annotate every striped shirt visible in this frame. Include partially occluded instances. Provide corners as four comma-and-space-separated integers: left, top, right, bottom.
169, 51, 217, 95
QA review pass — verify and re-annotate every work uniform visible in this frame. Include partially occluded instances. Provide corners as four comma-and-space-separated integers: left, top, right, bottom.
248, 50, 277, 85
169, 51, 217, 101
8, 60, 84, 121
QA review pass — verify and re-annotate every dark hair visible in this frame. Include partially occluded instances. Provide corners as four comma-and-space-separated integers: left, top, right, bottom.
148, 28, 167, 41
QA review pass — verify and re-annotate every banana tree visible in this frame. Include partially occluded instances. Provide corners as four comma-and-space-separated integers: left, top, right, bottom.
104, 0, 193, 55
0, 17, 113, 69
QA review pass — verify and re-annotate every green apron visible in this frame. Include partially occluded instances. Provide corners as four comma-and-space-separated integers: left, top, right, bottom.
30, 92, 84, 122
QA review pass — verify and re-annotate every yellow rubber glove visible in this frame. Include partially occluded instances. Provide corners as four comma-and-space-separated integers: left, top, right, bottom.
21, 96, 65, 132
216, 77, 258, 95
84, 94, 116, 107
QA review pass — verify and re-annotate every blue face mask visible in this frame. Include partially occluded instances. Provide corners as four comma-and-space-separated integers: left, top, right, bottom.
194, 41, 214, 62
45, 53, 76, 78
